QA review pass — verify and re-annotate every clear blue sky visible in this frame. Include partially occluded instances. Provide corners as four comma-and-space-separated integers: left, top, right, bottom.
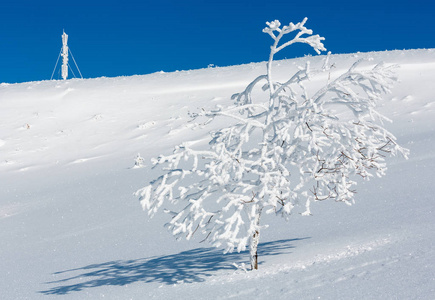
1, 0, 433, 83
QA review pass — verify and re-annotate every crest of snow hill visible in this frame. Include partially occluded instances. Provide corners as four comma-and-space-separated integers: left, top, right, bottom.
136, 18, 408, 270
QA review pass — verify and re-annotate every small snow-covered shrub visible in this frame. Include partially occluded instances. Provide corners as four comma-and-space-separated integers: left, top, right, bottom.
136, 18, 408, 270
134, 153, 145, 168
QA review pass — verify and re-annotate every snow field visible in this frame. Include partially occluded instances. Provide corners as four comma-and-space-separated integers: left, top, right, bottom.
0, 49, 434, 299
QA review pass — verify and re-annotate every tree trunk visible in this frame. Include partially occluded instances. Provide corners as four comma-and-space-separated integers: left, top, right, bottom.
250, 207, 262, 270
250, 229, 260, 270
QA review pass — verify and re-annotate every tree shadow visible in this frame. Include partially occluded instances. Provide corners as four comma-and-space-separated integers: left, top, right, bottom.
40, 238, 308, 295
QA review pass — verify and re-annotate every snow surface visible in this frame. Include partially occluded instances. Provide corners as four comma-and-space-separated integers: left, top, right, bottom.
1, 49, 434, 299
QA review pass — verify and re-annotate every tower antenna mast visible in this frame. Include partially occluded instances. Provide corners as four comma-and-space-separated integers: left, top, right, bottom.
51, 30, 83, 80
61, 31, 69, 80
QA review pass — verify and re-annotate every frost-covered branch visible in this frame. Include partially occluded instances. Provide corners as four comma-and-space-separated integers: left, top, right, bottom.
263, 18, 326, 100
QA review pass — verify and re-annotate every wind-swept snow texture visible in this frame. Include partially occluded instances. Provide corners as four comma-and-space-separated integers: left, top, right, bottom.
1, 49, 434, 299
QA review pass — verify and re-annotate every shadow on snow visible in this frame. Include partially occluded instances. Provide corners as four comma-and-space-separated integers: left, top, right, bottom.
40, 238, 308, 295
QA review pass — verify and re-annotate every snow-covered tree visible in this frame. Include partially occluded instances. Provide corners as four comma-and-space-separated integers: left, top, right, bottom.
136, 18, 408, 270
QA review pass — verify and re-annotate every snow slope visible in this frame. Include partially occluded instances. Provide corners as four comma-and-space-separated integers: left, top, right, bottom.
0, 49, 434, 299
